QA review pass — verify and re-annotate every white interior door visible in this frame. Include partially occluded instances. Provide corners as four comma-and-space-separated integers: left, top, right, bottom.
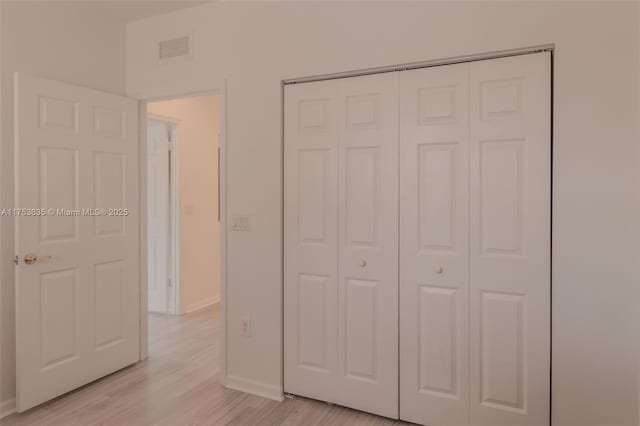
147, 120, 170, 313
284, 72, 399, 418
399, 62, 470, 426
469, 52, 550, 426
14, 74, 140, 411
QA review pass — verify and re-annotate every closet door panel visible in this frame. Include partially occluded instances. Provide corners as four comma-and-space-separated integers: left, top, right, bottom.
284, 80, 339, 400
399, 63, 470, 426
337, 72, 399, 418
285, 73, 399, 420
469, 52, 551, 426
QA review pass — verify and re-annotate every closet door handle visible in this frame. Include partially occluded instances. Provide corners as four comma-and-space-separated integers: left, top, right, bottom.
359, 260, 367, 268
434, 265, 443, 274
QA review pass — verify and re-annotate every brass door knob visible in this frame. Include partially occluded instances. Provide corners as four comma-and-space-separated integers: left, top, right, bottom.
23, 253, 50, 265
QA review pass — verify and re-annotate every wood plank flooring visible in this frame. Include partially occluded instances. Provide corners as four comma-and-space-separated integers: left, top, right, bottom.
2, 306, 409, 425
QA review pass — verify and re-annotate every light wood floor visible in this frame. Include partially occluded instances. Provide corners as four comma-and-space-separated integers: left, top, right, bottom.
2, 305, 409, 425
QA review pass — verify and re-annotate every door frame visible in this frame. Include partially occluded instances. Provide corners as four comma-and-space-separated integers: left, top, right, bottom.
281, 46, 554, 422
138, 86, 228, 385
147, 114, 181, 315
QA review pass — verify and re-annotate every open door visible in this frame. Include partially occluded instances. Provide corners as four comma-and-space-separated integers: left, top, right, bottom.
14, 74, 140, 411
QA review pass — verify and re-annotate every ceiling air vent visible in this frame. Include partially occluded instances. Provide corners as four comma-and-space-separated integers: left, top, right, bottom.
158, 36, 191, 61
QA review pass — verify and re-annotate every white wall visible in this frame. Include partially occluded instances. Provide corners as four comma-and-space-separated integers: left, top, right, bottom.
128, 2, 640, 425
0, 1, 128, 408
148, 95, 221, 314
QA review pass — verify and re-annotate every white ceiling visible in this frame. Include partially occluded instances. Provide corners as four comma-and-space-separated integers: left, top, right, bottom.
101, 0, 211, 23
18, 0, 211, 23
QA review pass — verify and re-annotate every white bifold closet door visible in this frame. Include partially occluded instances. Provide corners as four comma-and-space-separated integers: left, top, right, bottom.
400, 52, 550, 426
468, 52, 550, 426
285, 51, 550, 426
284, 72, 399, 418
399, 61, 471, 426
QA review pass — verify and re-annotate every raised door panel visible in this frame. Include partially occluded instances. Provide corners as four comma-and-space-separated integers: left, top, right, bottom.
39, 148, 79, 243
344, 278, 379, 383
298, 99, 329, 133
479, 140, 525, 256
345, 147, 379, 248
480, 292, 525, 413
469, 52, 550, 426
418, 143, 457, 252
297, 274, 329, 371
94, 152, 125, 237
418, 85, 457, 125
480, 78, 523, 122
40, 269, 79, 370
95, 260, 125, 350
346, 94, 378, 128
39, 97, 79, 133
298, 149, 330, 245
418, 286, 458, 397
399, 63, 470, 426
93, 106, 126, 140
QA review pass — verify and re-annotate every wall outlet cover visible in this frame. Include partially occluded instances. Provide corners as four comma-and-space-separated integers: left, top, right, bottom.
241, 316, 252, 337
232, 215, 251, 231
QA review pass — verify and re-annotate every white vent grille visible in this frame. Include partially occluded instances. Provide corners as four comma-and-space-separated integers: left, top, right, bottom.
158, 36, 191, 61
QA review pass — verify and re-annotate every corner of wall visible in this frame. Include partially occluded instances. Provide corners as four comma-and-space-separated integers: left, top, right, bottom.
0, 397, 16, 419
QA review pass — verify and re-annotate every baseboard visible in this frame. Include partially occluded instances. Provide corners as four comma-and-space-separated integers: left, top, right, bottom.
225, 375, 284, 402
0, 397, 16, 419
185, 296, 220, 314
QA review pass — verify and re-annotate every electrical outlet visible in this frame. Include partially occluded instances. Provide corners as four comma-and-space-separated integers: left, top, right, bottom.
231, 215, 251, 231
240, 316, 252, 337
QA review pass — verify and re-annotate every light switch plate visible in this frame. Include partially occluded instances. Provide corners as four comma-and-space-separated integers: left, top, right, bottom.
232, 215, 251, 231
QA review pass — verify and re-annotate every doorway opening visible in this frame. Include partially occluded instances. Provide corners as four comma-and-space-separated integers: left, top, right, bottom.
145, 94, 223, 371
